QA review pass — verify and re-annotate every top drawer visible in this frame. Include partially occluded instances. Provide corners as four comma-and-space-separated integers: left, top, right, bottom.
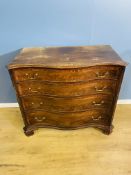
12, 65, 122, 82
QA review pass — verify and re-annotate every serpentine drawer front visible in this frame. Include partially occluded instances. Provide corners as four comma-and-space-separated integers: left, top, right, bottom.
17, 80, 117, 97
7, 45, 127, 136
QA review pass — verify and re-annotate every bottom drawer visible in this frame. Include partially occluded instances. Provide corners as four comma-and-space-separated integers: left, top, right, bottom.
26, 109, 111, 128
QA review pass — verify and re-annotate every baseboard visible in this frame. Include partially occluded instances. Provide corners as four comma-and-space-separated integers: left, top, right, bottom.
0, 103, 19, 108
117, 99, 131, 104
0, 100, 130, 107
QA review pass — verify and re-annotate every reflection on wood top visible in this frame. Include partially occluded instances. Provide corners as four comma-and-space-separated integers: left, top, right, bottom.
7, 45, 127, 69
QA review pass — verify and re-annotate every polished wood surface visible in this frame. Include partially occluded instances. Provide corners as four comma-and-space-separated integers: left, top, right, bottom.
0, 105, 131, 175
12, 65, 122, 82
21, 94, 113, 112
26, 108, 110, 127
7, 45, 127, 136
7, 45, 127, 69
17, 79, 117, 97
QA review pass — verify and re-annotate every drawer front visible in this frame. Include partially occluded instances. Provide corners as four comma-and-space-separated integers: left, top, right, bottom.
26, 109, 111, 128
13, 65, 122, 82
17, 80, 117, 97
21, 94, 113, 112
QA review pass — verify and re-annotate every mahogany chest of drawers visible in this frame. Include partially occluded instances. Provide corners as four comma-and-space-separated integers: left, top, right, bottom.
7, 45, 127, 136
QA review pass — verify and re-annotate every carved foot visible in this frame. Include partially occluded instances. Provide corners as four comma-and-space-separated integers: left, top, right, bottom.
102, 125, 114, 135
23, 127, 34, 136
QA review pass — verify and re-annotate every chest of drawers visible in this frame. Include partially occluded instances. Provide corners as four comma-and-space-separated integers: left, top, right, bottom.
7, 45, 127, 136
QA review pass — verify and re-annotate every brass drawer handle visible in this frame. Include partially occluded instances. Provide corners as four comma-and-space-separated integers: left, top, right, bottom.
34, 116, 46, 122
92, 116, 102, 121
96, 71, 109, 78
25, 73, 39, 80
92, 100, 105, 106
95, 86, 106, 92
28, 88, 38, 93
28, 87, 40, 93
31, 102, 43, 106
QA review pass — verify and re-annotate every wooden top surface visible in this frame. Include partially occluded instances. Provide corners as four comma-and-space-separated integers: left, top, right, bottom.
7, 45, 127, 69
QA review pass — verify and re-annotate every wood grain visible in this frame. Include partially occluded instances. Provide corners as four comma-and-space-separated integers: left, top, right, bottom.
20, 94, 113, 112
12, 65, 122, 82
17, 79, 117, 97
7, 45, 127, 69
0, 105, 131, 175
7, 46, 127, 135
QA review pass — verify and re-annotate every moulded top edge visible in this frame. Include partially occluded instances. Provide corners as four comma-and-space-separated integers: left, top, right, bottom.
7, 62, 127, 70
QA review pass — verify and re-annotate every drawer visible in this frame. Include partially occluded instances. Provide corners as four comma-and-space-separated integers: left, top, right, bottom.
21, 94, 113, 112
17, 80, 117, 97
13, 65, 122, 82
26, 109, 111, 128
